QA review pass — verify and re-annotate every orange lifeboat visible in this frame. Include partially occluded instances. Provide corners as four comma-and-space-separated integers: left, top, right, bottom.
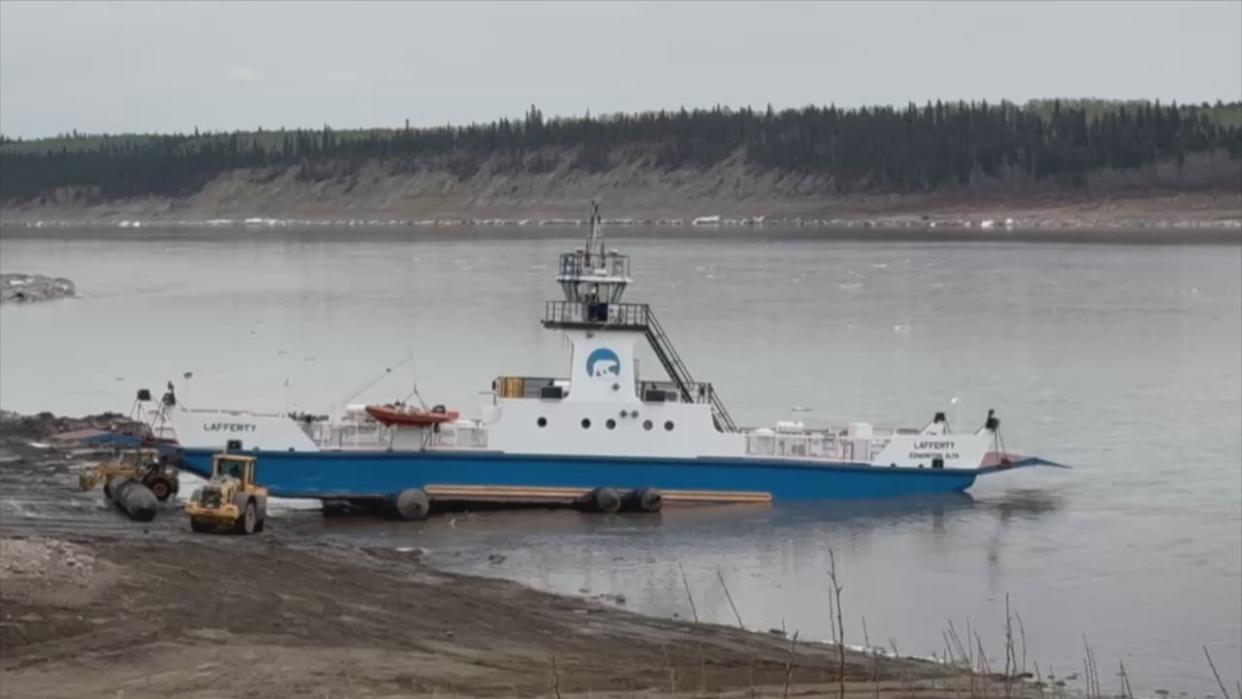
365, 403, 460, 427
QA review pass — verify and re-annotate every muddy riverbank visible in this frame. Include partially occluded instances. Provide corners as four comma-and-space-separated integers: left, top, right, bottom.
2, 535, 1035, 698
0, 413, 1042, 698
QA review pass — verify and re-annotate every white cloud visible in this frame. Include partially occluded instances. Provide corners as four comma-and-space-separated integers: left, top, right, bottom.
228, 65, 263, 84
326, 70, 358, 84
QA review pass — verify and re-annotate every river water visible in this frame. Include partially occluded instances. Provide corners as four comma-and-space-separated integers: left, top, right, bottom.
1, 225, 1239, 694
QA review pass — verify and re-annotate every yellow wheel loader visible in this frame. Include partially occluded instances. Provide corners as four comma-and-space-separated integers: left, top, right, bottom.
79, 448, 180, 502
186, 454, 268, 535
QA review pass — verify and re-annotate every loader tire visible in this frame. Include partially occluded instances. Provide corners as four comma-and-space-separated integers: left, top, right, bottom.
235, 499, 258, 535
145, 475, 175, 502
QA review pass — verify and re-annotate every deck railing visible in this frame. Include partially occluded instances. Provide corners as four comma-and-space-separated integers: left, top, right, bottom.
637, 380, 722, 406
543, 301, 650, 328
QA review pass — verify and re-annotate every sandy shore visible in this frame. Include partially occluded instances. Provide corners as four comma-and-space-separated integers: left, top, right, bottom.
0, 413, 1046, 697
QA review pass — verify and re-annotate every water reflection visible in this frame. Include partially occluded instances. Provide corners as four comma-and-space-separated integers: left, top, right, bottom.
296, 488, 1074, 666
302, 488, 1065, 546
303, 488, 1069, 607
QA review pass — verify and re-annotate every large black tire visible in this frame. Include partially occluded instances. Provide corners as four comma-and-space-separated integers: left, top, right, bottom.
144, 475, 175, 502
235, 499, 258, 535
109, 477, 157, 521
621, 488, 663, 513
393, 489, 431, 521
593, 487, 621, 514
255, 517, 265, 533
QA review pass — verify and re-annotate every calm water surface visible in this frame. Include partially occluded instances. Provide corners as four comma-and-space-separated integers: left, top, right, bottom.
1, 226, 1239, 694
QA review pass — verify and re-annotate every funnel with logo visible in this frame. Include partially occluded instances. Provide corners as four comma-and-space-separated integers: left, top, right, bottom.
586, 348, 621, 378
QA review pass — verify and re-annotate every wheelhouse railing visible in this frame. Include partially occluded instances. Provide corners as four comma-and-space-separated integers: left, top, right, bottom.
543, 301, 650, 329
557, 250, 630, 280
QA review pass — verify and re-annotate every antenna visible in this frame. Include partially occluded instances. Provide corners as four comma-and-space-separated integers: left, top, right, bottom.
584, 200, 602, 264
595, 201, 604, 260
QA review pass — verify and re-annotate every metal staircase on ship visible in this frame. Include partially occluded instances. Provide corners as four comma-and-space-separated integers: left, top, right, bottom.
542, 204, 738, 433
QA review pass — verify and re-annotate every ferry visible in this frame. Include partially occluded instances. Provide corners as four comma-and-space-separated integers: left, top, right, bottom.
161, 205, 1065, 517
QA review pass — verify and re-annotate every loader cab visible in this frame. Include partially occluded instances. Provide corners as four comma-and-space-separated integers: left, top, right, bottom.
211, 454, 256, 485
118, 448, 161, 469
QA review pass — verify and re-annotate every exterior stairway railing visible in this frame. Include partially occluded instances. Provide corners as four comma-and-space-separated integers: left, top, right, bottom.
642, 307, 739, 433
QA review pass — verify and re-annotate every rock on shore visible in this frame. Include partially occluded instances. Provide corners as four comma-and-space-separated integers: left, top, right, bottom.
0, 273, 75, 303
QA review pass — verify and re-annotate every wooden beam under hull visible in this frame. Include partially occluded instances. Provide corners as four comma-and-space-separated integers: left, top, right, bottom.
422, 484, 771, 505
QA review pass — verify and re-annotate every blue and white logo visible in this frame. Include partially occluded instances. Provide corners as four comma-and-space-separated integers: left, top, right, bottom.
586, 348, 621, 378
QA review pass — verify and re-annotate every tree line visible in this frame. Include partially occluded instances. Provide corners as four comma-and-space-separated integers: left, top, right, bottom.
1, 100, 1239, 202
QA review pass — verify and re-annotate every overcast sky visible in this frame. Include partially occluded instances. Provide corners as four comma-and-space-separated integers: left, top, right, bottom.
1, 1, 1239, 138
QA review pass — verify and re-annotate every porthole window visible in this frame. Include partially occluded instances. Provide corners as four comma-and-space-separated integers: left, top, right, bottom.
581, 418, 592, 429
664, 420, 675, 431
606, 419, 617, 430
643, 420, 653, 431
537, 417, 547, 428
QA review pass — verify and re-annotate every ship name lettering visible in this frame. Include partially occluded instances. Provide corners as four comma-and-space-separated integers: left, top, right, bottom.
204, 422, 258, 433
912, 440, 954, 450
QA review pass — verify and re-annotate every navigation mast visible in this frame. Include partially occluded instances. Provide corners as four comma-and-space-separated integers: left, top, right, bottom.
557, 201, 632, 310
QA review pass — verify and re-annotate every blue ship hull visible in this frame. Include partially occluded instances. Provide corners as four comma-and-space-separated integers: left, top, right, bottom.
176, 448, 1001, 501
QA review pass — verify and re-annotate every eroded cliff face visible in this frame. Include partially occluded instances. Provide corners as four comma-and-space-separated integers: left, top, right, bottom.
1, 148, 1239, 225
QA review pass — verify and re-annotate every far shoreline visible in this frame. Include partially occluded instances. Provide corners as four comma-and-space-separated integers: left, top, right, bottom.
2, 215, 1239, 245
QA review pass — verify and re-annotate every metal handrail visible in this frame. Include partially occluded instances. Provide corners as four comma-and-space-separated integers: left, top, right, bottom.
643, 307, 738, 432
543, 301, 649, 327
558, 251, 630, 279
638, 380, 719, 404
